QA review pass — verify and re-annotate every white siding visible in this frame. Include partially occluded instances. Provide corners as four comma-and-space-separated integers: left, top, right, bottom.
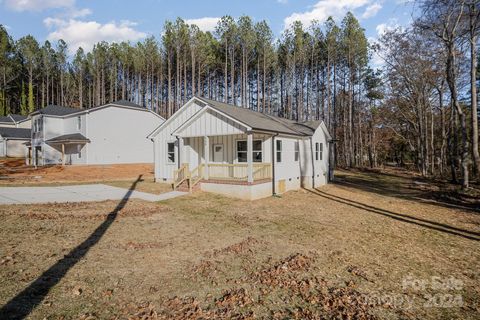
153, 100, 203, 181
16, 120, 31, 129
176, 109, 245, 137
85, 107, 161, 164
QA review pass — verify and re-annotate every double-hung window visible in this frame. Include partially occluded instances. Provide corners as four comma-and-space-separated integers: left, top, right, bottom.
315, 142, 319, 161
167, 142, 175, 163
77, 116, 81, 130
276, 140, 282, 162
319, 143, 323, 160
237, 140, 262, 162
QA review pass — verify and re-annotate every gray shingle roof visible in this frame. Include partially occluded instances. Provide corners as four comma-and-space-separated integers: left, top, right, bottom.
36, 105, 81, 116
0, 127, 31, 139
196, 97, 322, 136
46, 133, 90, 144
9, 114, 28, 122
0, 116, 13, 123
109, 100, 144, 109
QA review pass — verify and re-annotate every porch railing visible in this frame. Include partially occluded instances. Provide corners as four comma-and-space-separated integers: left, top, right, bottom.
173, 163, 189, 189
207, 163, 272, 181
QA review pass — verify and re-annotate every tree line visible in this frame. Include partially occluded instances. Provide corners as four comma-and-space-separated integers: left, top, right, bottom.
0, 0, 478, 187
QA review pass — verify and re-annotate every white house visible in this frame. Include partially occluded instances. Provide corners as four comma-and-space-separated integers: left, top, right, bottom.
148, 96, 332, 200
30, 100, 164, 166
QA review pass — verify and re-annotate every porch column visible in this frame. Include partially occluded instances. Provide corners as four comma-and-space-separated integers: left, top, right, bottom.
178, 137, 185, 168
247, 132, 253, 183
204, 136, 209, 180
61, 143, 65, 166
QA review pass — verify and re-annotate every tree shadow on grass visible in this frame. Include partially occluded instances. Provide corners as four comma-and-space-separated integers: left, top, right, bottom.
0, 175, 143, 320
305, 188, 480, 242
334, 170, 480, 214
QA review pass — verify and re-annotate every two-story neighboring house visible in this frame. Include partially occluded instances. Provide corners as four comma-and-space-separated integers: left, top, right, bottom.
30, 100, 164, 166
0, 114, 32, 158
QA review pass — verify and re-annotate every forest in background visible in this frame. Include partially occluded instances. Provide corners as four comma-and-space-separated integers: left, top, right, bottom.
0, 0, 479, 188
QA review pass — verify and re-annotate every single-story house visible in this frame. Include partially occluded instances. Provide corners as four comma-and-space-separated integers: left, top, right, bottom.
0, 114, 31, 129
148, 96, 332, 200
30, 100, 165, 166
0, 127, 31, 158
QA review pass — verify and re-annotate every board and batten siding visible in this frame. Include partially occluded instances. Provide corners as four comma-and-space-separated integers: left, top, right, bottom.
176, 109, 245, 138
153, 100, 203, 181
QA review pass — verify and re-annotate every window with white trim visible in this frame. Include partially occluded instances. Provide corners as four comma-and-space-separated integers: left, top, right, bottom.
77, 116, 81, 130
294, 141, 299, 161
320, 143, 323, 160
237, 140, 262, 162
276, 140, 282, 162
167, 142, 175, 163
315, 142, 319, 161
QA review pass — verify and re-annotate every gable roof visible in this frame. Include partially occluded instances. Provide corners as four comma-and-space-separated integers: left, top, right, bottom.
108, 100, 144, 109
0, 127, 31, 139
196, 97, 323, 137
9, 114, 29, 122
34, 105, 81, 116
0, 114, 29, 124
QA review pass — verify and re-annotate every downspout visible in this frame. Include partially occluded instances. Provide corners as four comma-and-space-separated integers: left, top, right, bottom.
175, 135, 180, 169
271, 133, 279, 196
310, 137, 316, 189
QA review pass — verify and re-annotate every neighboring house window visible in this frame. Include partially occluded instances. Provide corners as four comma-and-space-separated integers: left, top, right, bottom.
294, 141, 299, 161
77, 145, 82, 158
320, 143, 323, 160
167, 142, 175, 163
77, 116, 81, 130
237, 140, 262, 162
276, 140, 282, 163
315, 142, 319, 161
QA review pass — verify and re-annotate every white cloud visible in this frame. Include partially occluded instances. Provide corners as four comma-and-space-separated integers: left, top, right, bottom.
284, 0, 371, 28
361, 2, 382, 19
185, 17, 220, 32
4, 0, 74, 11
44, 18, 146, 54
375, 18, 399, 36
277, 0, 288, 4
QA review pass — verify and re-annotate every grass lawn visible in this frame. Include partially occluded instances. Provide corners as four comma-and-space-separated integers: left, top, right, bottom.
0, 169, 478, 319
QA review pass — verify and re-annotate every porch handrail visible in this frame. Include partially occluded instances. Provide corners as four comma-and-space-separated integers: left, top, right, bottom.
190, 164, 204, 188
252, 163, 272, 181
173, 163, 189, 189
206, 163, 271, 181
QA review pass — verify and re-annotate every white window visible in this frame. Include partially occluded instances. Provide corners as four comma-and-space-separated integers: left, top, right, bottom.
294, 141, 299, 161
315, 142, 319, 161
320, 143, 323, 160
276, 140, 282, 163
237, 140, 262, 162
167, 142, 175, 163
77, 116, 81, 130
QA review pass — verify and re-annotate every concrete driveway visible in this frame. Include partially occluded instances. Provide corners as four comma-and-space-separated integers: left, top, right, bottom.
0, 184, 186, 205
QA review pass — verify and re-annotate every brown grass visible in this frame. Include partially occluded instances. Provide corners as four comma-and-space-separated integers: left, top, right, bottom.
0, 169, 479, 319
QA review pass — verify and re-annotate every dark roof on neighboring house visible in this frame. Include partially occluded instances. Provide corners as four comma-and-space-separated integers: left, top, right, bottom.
108, 100, 144, 109
46, 133, 90, 144
0, 114, 29, 123
0, 116, 13, 123
0, 127, 31, 139
35, 105, 81, 116
196, 97, 323, 136
9, 114, 28, 122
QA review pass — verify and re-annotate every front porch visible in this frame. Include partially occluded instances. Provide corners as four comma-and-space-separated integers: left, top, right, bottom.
172, 133, 273, 193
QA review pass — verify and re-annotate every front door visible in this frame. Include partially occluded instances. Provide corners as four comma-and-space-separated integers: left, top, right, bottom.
213, 144, 224, 163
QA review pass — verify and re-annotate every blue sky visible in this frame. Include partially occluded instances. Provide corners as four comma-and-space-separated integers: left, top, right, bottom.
1, 0, 415, 55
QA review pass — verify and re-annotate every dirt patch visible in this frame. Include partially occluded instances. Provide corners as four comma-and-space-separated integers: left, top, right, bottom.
0, 158, 155, 185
